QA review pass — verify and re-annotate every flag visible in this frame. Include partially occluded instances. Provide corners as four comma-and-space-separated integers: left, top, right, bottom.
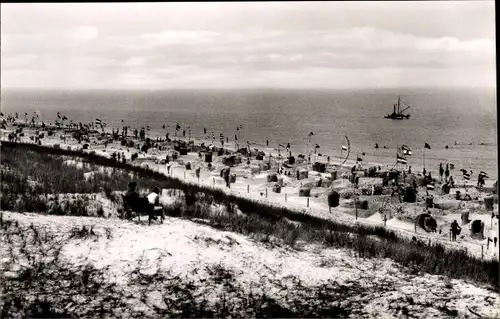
279, 143, 286, 148
397, 155, 407, 164
342, 145, 348, 151
479, 171, 489, 178
401, 145, 412, 156
314, 144, 320, 149
62, 116, 68, 121
426, 184, 435, 191
424, 143, 431, 149
309, 132, 314, 137
95, 118, 102, 126
463, 171, 470, 180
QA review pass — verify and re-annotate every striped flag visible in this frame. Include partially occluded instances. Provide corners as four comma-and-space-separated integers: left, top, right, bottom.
424, 143, 431, 150
342, 145, 348, 151
95, 118, 102, 126
397, 155, 407, 164
463, 171, 471, 180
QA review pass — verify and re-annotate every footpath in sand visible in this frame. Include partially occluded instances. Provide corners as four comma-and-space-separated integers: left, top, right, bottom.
2, 125, 498, 262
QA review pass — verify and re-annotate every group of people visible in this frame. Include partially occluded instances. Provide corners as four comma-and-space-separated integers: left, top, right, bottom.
124, 182, 163, 221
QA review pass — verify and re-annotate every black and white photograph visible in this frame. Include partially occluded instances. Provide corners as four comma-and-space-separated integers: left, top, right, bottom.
1, 1, 498, 317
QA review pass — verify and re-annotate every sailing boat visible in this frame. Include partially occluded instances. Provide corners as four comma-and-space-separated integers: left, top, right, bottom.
384, 96, 411, 119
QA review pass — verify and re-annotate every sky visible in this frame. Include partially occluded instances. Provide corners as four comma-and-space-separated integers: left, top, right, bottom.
0, 2, 496, 90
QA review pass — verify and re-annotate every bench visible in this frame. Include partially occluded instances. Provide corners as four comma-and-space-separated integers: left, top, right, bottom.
122, 195, 165, 225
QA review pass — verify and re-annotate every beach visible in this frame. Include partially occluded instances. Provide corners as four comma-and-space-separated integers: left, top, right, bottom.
1, 119, 498, 262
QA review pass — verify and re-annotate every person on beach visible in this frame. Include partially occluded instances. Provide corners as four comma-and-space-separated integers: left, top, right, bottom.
266, 140, 269, 147
423, 168, 426, 176
449, 176, 455, 188
445, 164, 450, 182
204, 128, 207, 134
439, 163, 444, 181
125, 182, 139, 198
147, 186, 160, 205
450, 220, 461, 242
183, 130, 186, 137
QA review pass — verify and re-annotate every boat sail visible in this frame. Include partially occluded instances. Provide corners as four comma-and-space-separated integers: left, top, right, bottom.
385, 96, 411, 120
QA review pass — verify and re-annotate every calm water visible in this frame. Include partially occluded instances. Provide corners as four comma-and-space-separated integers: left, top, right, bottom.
1, 87, 497, 179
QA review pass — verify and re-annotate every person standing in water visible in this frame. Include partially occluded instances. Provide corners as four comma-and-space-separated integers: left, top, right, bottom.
266, 139, 269, 147
445, 164, 450, 183
439, 163, 444, 181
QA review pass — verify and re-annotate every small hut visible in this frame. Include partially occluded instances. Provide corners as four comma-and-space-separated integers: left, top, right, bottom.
299, 187, 311, 197
403, 187, 417, 203
415, 213, 437, 232
277, 177, 284, 186
331, 170, 338, 181
470, 220, 485, 239
328, 191, 340, 208
312, 162, 326, 173
299, 170, 308, 180
204, 152, 213, 163
267, 173, 278, 183
230, 173, 237, 183
355, 199, 369, 210
272, 184, 281, 193
484, 196, 494, 211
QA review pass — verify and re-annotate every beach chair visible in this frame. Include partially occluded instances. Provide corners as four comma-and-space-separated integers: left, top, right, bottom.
122, 195, 165, 225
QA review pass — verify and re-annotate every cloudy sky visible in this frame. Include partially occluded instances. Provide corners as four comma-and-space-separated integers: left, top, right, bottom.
1, 2, 496, 89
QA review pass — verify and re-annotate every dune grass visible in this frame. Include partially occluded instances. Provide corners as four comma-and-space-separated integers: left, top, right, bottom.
1, 141, 498, 291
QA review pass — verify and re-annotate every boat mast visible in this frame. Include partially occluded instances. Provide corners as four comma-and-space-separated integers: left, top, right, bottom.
397, 96, 401, 114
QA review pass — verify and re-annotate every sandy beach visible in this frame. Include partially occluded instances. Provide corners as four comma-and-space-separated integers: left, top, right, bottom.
2, 121, 498, 262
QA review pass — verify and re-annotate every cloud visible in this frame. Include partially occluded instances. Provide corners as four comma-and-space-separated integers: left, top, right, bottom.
124, 57, 147, 67
1, 24, 495, 89
1, 53, 38, 68
67, 26, 99, 42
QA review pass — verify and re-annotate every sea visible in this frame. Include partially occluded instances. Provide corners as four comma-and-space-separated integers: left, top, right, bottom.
1, 87, 497, 181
